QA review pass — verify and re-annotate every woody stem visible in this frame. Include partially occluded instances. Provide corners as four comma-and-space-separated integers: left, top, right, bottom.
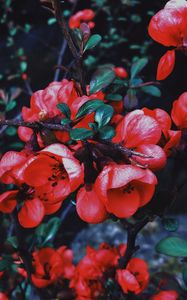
51, 0, 86, 95
118, 216, 155, 268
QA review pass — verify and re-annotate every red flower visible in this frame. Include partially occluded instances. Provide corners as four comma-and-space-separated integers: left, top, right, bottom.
95, 164, 157, 218
0, 190, 17, 213
70, 243, 126, 299
148, 0, 187, 47
143, 107, 182, 155
156, 50, 175, 81
113, 67, 128, 79
0, 293, 9, 300
0, 150, 30, 185
69, 9, 95, 29
150, 290, 179, 300
23, 143, 83, 201
148, 0, 187, 79
116, 258, 149, 295
76, 185, 108, 223
171, 92, 187, 129
32, 246, 74, 288
114, 109, 166, 171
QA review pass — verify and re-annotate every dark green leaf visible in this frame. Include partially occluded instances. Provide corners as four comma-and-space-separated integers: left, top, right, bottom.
162, 218, 179, 232
141, 85, 161, 97
98, 126, 115, 140
5, 100, 16, 112
84, 34, 102, 52
36, 217, 61, 245
90, 67, 115, 94
0, 258, 12, 271
5, 126, 17, 136
156, 237, 187, 257
76, 99, 104, 119
95, 105, 114, 128
106, 94, 122, 101
57, 103, 71, 118
61, 118, 71, 125
6, 236, 18, 249
70, 128, 93, 141
130, 58, 148, 79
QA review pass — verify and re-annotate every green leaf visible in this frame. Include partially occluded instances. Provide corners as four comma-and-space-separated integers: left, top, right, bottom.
61, 118, 71, 125
5, 100, 16, 112
76, 99, 104, 119
36, 217, 61, 245
20, 61, 27, 73
90, 67, 115, 94
47, 18, 56, 25
106, 94, 122, 101
98, 126, 115, 140
57, 103, 71, 118
141, 85, 161, 97
156, 237, 187, 257
5, 126, 17, 136
84, 34, 102, 52
130, 58, 148, 79
6, 236, 18, 249
95, 105, 114, 128
162, 218, 179, 232
70, 128, 93, 141
0, 258, 12, 271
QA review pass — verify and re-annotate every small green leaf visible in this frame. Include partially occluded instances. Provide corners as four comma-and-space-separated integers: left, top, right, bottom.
57, 103, 71, 118
5, 100, 16, 112
20, 61, 27, 73
76, 99, 104, 119
84, 34, 102, 52
6, 236, 18, 249
5, 126, 17, 136
162, 218, 179, 232
106, 94, 122, 101
98, 126, 115, 140
61, 118, 71, 125
141, 85, 161, 97
0, 258, 12, 271
47, 18, 56, 25
156, 237, 187, 257
36, 217, 61, 245
70, 128, 93, 141
95, 105, 114, 128
90, 67, 115, 94
130, 58, 148, 79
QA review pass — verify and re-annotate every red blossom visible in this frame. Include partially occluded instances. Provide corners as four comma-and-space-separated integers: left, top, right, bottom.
113, 67, 128, 79
114, 109, 166, 171
95, 164, 157, 218
31, 246, 74, 288
69, 9, 95, 29
156, 50, 175, 81
171, 92, 187, 129
150, 290, 179, 300
116, 258, 149, 295
148, 0, 187, 48
76, 185, 108, 223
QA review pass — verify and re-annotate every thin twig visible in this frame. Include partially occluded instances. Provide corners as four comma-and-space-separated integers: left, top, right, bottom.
0, 119, 70, 132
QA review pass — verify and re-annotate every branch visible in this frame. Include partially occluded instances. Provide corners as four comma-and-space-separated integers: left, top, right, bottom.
0, 119, 70, 132
51, 0, 86, 94
118, 216, 155, 268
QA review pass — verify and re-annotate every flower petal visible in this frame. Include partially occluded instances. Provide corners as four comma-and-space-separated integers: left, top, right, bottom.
156, 50, 175, 81
18, 198, 45, 228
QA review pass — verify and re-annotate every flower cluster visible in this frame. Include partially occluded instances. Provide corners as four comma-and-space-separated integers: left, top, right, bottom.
0, 76, 185, 227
